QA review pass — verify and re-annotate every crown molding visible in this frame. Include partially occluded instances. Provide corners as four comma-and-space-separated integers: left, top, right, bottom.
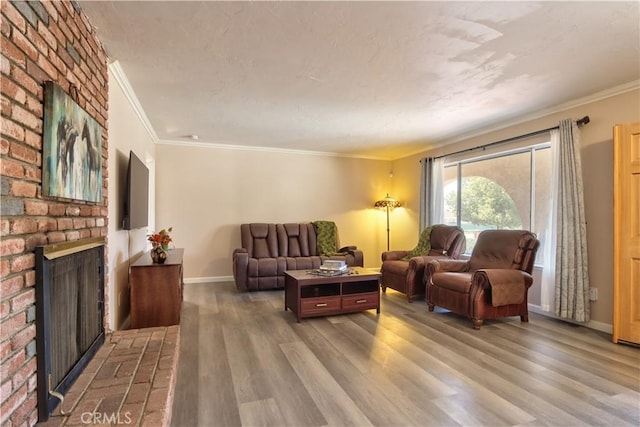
156, 138, 390, 161
108, 60, 159, 143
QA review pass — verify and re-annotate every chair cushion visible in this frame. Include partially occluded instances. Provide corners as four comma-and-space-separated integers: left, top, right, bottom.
243, 223, 278, 258
278, 223, 312, 257
285, 256, 321, 270
430, 225, 456, 253
468, 230, 529, 272
248, 257, 278, 277
432, 272, 473, 293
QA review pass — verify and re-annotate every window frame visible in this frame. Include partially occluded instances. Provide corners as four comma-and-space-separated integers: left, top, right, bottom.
442, 141, 551, 260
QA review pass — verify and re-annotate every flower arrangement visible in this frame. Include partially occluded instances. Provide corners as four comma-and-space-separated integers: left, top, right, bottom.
148, 227, 172, 250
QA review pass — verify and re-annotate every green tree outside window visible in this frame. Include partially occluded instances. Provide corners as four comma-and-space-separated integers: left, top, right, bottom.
445, 176, 522, 229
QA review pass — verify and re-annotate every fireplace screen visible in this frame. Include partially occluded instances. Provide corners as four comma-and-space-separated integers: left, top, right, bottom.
36, 237, 105, 421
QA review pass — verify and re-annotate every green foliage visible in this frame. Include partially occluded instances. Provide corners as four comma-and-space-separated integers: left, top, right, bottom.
445, 177, 521, 229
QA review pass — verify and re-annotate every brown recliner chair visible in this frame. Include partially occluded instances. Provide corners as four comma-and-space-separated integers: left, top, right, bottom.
426, 229, 540, 329
380, 224, 465, 302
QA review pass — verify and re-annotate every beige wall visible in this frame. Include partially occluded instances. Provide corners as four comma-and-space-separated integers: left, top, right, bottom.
390, 88, 640, 328
107, 64, 157, 330
115, 74, 638, 331
155, 145, 391, 279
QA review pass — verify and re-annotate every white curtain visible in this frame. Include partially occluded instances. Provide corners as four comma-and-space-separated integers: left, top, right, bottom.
419, 157, 445, 231
540, 132, 560, 312
548, 119, 591, 321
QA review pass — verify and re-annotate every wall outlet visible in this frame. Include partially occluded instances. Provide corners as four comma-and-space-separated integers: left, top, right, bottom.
589, 287, 598, 301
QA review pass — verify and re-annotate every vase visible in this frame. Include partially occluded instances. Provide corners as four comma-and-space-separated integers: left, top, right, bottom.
150, 245, 167, 264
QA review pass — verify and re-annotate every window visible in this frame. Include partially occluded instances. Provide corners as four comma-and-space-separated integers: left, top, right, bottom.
441, 144, 551, 257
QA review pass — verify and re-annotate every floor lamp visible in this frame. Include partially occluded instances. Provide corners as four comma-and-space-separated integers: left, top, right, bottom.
374, 193, 401, 251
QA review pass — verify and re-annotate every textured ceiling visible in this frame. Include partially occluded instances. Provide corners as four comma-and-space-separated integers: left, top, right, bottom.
79, 1, 640, 160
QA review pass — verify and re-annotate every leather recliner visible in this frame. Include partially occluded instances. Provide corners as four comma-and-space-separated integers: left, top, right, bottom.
425, 229, 540, 329
380, 224, 465, 302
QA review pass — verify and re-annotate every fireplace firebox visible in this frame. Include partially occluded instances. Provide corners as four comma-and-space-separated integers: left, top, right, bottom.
35, 237, 105, 422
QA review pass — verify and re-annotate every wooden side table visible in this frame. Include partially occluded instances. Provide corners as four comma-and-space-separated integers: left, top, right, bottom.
129, 248, 184, 328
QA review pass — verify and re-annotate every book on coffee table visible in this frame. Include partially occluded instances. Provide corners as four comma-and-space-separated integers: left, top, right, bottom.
308, 268, 349, 277
322, 260, 346, 269
319, 264, 347, 272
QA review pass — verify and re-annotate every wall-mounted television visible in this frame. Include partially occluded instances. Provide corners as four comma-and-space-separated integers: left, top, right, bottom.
123, 150, 149, 230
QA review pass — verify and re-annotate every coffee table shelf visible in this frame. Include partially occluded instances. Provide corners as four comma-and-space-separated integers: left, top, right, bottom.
284, 267, 381, 322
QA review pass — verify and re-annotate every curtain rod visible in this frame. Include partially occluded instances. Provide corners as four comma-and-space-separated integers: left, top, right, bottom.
433, 115, 590, 160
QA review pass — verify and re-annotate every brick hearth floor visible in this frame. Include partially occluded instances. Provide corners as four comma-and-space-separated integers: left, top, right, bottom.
39, 326, 180, 427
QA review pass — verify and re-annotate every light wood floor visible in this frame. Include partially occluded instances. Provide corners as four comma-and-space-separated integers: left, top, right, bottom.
171, 281, 639, 427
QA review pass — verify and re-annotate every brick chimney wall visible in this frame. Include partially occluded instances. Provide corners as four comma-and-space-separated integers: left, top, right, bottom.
1, 1, 109, 425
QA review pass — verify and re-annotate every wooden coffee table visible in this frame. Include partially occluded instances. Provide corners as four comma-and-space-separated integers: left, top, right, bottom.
284, 267, 381, 322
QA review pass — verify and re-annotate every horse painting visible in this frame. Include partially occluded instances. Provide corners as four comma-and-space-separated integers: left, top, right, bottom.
43, 82, 102, 202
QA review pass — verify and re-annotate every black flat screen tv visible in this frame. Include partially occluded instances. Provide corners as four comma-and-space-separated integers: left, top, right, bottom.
123, 150, 149, 230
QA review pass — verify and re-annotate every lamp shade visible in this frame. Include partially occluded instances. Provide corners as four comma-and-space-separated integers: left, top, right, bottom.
374, 193, 400, 209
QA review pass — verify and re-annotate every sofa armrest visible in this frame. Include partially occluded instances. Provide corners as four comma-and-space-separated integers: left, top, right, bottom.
407, 256, 427, 271
472, 269, 534, 291
347, 248, 364, 267
381, 250, 410, 262
339, 245, 357, 252
426, 258, 469, 275
471, 269, 534, 307
232, 248, 249, 291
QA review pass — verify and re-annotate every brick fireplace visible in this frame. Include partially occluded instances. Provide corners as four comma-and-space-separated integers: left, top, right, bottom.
1, 1, 109, 425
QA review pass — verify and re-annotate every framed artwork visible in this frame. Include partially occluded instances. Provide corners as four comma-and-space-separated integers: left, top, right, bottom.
42, 81, 102, 202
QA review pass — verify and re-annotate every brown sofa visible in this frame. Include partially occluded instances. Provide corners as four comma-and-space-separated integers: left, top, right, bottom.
425, 229, 540, 329
380, 224, 465, 302
233, 223, 363, 291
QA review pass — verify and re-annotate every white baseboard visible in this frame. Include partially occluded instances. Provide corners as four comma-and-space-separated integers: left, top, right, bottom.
184, 276, 234, 284
528, 304, 612, 334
